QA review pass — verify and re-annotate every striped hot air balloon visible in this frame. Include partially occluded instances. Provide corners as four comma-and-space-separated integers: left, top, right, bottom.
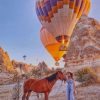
36, 0, 91, 50
40, 27, 66, 65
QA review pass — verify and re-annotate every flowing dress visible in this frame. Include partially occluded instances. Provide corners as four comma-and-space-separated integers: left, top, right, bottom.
66, 79, 75, 100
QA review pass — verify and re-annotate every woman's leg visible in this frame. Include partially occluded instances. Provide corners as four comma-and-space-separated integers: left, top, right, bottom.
66, 87, 70, 100
70, 90, 74, 100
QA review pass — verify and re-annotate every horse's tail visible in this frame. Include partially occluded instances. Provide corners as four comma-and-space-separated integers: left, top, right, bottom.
22, 81, 28, 100
23, 81, 27, 93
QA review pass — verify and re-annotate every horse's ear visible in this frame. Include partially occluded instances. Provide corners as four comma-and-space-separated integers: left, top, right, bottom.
57, 70, 62, 74
56, 71, 60, 74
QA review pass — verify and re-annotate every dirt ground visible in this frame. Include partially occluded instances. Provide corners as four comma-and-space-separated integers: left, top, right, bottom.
0, 81, 100, 100
49, 84, 100, 100
16, 84, 99, 100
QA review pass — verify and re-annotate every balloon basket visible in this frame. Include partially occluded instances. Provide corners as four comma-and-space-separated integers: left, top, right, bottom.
55, 62, 59, 66
59, 44, 67, 51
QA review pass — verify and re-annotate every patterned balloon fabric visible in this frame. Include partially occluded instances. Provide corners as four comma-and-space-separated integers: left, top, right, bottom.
36, 0, 91, 44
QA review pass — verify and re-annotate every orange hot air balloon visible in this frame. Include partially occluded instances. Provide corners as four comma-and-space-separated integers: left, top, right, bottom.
40, 27, 66, 65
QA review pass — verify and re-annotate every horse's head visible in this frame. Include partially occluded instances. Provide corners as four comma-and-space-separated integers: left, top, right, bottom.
56, 71, 66, 81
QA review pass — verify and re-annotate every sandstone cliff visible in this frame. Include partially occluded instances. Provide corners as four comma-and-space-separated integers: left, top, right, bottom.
12, 60, 34, 74
64, 16, 100, 67
0, 47, 13, 72
37, 61, 51, 72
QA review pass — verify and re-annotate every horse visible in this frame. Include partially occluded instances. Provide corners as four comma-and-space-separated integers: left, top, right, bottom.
22, 71, 66, 100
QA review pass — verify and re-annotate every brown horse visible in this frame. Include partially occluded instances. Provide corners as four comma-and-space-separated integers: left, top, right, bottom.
22, 71, 66, 100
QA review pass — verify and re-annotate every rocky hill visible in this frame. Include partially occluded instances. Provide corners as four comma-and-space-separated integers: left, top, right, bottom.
63, 16, 100, 67
0, 47, 51, 75
0, 47, 13, 72
12, 60, 34, 74
0, 47, 35, 74
37, 61, 51, 72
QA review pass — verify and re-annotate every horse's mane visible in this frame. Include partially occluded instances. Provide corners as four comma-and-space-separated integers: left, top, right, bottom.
45, 72, 57, 82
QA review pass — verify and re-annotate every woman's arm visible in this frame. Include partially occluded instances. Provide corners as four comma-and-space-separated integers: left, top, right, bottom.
74, 80, 77, 95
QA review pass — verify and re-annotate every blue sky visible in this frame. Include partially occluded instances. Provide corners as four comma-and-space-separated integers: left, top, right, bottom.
0, 0, 100, 68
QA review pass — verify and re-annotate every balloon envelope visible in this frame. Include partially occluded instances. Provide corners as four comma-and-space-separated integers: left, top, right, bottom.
36, 0, 91, 43
40, 27, 66, 62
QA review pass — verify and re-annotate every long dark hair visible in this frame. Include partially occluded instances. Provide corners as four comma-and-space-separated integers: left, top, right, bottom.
67, 72, 74, 79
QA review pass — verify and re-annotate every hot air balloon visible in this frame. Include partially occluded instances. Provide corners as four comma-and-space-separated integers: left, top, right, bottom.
40, 27, 67, 66
36, 0, 91, 50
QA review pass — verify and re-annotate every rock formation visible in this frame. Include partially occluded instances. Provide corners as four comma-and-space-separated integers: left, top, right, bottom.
0, 47, 13, 72
12, 60, 34, 74
64, 16, 100, 67
37, 61, 51, 72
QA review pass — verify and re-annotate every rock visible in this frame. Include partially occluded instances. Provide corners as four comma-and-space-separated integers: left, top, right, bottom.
0, 72, 14, 85
37, 61, 51, 72
64, 16, 100, 67
12, 60, 34, 75
0, 47, 13, 72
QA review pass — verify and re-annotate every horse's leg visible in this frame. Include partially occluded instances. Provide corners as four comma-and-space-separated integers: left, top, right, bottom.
26, 91, 32, 100
37, 93, 39, 98
22, 92, 27, 100
44, 92, 49, 100
22, 94, 25, 100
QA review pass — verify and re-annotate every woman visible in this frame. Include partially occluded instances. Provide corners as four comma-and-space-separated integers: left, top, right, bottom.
66, 72, 76, 100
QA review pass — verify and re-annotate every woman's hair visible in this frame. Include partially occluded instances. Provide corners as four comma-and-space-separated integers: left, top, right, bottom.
67, 72, 74, 79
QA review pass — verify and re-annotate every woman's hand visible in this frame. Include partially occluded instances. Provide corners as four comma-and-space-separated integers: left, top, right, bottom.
74, 90, 77, 95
